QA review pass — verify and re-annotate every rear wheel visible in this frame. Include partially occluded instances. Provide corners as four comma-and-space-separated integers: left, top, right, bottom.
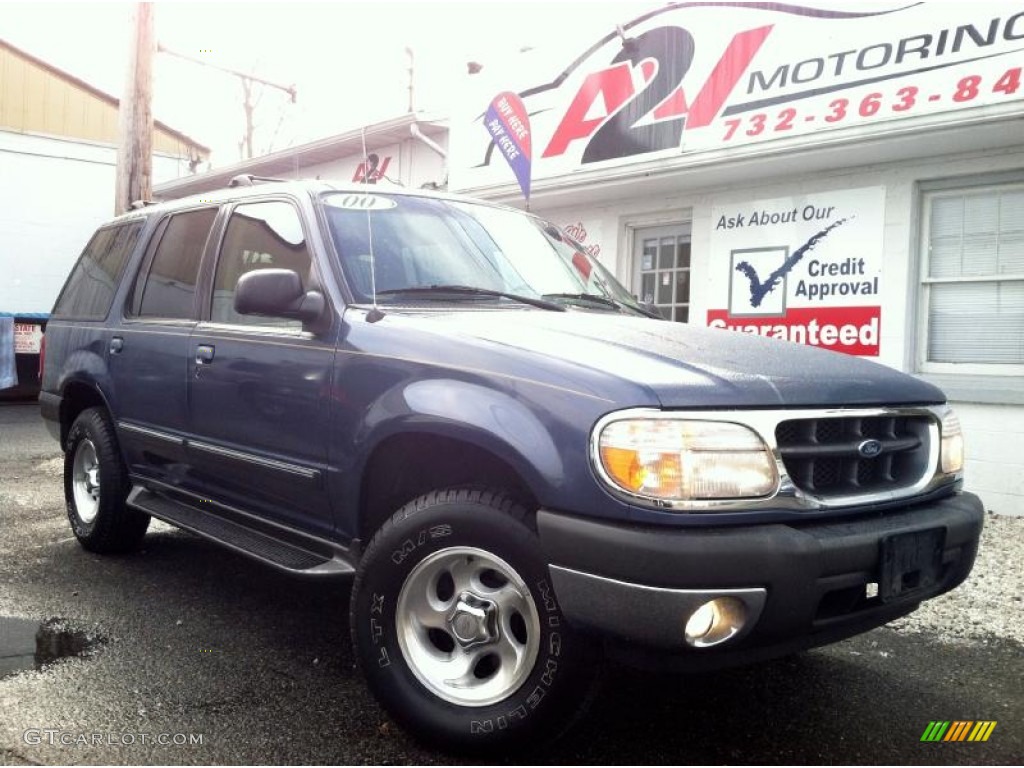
64, 407, 149, 553
351, 488, 596, 753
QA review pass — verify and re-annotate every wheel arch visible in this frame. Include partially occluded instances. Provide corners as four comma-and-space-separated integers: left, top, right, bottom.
351, 378, 570, 543
357, 429, 542, 544
59, 379, 113, 448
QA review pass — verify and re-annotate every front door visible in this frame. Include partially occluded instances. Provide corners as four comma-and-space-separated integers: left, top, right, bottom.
632, 223, 693, 323
186, 199, 336, 538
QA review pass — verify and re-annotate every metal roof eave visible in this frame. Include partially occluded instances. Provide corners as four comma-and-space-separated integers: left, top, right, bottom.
153, 113, 447, 200
0, 37, 211, 155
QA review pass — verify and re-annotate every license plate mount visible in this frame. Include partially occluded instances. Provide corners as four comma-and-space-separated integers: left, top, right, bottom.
879, 528, 945, 603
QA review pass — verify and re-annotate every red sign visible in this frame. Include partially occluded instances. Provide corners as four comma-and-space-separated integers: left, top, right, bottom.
707, 306, 880, 356
542, 25, 772, 162
353, 155, 392, 184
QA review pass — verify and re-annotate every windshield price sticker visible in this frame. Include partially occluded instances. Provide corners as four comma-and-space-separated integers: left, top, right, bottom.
326, 194, 397, 211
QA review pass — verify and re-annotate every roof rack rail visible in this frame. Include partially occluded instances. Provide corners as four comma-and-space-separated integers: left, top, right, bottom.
228, 174, 288, 188
129, 199, 157, 210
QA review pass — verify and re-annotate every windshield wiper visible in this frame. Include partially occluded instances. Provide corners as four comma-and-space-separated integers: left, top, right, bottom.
544, 292, 663, 319
543, 292, 625, 311
377, 285, 566, 311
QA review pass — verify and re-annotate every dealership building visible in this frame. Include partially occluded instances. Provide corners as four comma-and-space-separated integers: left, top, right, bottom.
156, 2, 1022, 515
447, 1, 1023, 516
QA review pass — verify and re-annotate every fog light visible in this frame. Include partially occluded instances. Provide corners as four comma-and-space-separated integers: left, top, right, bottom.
684, 597, 748, 648
685, 602, 716, 640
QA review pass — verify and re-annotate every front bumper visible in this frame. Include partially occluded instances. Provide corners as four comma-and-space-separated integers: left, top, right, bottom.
538, 492, 984, 670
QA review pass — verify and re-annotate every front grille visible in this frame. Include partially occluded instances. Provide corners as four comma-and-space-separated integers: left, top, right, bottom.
775, 415, 933, 498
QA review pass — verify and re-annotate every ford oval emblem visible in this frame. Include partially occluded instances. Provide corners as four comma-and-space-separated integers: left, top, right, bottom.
858, 439, 883, 458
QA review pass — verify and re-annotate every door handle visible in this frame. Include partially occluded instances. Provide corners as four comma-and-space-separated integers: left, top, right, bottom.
109, 336, 124, 354
195, 344, 216, 364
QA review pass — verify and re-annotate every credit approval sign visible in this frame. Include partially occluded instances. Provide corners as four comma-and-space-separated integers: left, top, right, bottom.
705, 187, 886, 357
453, 2, 1024, 195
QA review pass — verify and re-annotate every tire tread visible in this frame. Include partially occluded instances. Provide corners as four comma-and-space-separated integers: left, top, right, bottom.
349, 485, 591, 754
65, 407, 149, 554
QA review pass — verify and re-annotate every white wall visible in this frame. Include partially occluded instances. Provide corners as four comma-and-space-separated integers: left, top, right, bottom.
273, 136, 448, 190
954, 403, 1024, 515
532, 145, 1024, 516
0, 130, 189, 315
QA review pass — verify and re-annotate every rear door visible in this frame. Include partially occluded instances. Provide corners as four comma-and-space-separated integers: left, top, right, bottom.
109, 206, 220, 483
184, 198, 337, 537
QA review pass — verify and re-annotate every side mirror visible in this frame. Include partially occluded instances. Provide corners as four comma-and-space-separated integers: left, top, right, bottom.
234, 268, 325, 323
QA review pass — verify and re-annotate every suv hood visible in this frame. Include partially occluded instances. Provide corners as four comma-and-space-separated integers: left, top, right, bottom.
402, 310, 945, 409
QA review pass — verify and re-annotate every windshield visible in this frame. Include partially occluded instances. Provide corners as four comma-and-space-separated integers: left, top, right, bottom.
321, 191, 646, 313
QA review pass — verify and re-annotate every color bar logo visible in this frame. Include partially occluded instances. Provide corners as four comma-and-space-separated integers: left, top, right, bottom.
920, 721, 997, 742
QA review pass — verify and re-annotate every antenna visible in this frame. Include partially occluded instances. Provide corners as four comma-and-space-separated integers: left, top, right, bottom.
360, 126, 383, 321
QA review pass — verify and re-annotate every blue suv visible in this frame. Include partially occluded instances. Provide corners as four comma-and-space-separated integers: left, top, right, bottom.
40, 179, 983, 751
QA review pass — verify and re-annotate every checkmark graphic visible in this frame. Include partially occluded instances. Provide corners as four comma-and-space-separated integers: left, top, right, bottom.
735, 218, 849, 308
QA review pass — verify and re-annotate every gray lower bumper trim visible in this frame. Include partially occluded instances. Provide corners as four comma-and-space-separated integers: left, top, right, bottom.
548, 565, 767, 650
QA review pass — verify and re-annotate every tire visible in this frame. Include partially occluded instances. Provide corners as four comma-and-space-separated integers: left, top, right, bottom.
64, 407, 149, 553
351, 488, 597, 753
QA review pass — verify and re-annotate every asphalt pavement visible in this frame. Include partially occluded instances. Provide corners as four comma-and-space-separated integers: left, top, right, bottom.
0, 402, 1020, 765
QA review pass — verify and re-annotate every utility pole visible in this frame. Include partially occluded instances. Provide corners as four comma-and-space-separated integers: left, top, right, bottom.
115, 2, 154, 215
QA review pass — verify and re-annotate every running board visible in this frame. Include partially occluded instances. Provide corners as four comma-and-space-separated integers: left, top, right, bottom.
127, 486, 355, 577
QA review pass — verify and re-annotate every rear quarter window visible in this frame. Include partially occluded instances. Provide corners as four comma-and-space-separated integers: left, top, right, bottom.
51, 221, 144, 319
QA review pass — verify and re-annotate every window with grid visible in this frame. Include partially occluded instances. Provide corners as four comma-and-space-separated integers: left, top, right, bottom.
636, 229, 691, 323
920, 184, 1024, 374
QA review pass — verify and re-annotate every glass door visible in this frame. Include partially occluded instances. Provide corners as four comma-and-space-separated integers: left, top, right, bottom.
633, 224, 693, 322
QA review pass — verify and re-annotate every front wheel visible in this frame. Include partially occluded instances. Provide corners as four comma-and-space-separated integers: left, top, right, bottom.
350, 489, 596, 753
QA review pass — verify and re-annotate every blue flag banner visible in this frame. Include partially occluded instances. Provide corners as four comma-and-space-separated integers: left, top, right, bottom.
484, 92, 532, 201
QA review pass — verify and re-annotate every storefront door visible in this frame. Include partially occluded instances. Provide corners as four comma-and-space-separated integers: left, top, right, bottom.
633, 224, 692, 323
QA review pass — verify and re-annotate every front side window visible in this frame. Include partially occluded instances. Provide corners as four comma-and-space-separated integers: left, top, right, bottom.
132, 208, 217, 319
211, 201, 312, 328
52, 222, 143, 319
920, 184, 1024, 374
321, 192, 646, 314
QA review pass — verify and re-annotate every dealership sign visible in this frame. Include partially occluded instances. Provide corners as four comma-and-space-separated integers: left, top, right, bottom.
454, 2, 1024, 194
706, 187, 886, 356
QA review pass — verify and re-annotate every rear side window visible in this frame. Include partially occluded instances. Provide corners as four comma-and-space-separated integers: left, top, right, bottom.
51, 222, 143, 319
131, 208, 217, 319
211, 201, 311, 328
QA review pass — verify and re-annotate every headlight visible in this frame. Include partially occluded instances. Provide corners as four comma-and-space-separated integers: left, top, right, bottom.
595, 418, 777, 503
940, 408, 964, 474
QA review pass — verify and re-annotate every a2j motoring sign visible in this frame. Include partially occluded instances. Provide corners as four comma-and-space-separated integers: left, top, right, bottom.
455, 2, 1024, 195
706, 187, 885, 357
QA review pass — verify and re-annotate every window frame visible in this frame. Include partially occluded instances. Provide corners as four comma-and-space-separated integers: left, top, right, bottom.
203, 196, 323, 335
629, 222, 693, 324
50, 219, 145, 321
124, 205, 221, 323
916, 180, 1024, 379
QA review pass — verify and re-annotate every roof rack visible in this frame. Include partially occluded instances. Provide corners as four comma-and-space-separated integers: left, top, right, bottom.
228, 174, 288, 188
